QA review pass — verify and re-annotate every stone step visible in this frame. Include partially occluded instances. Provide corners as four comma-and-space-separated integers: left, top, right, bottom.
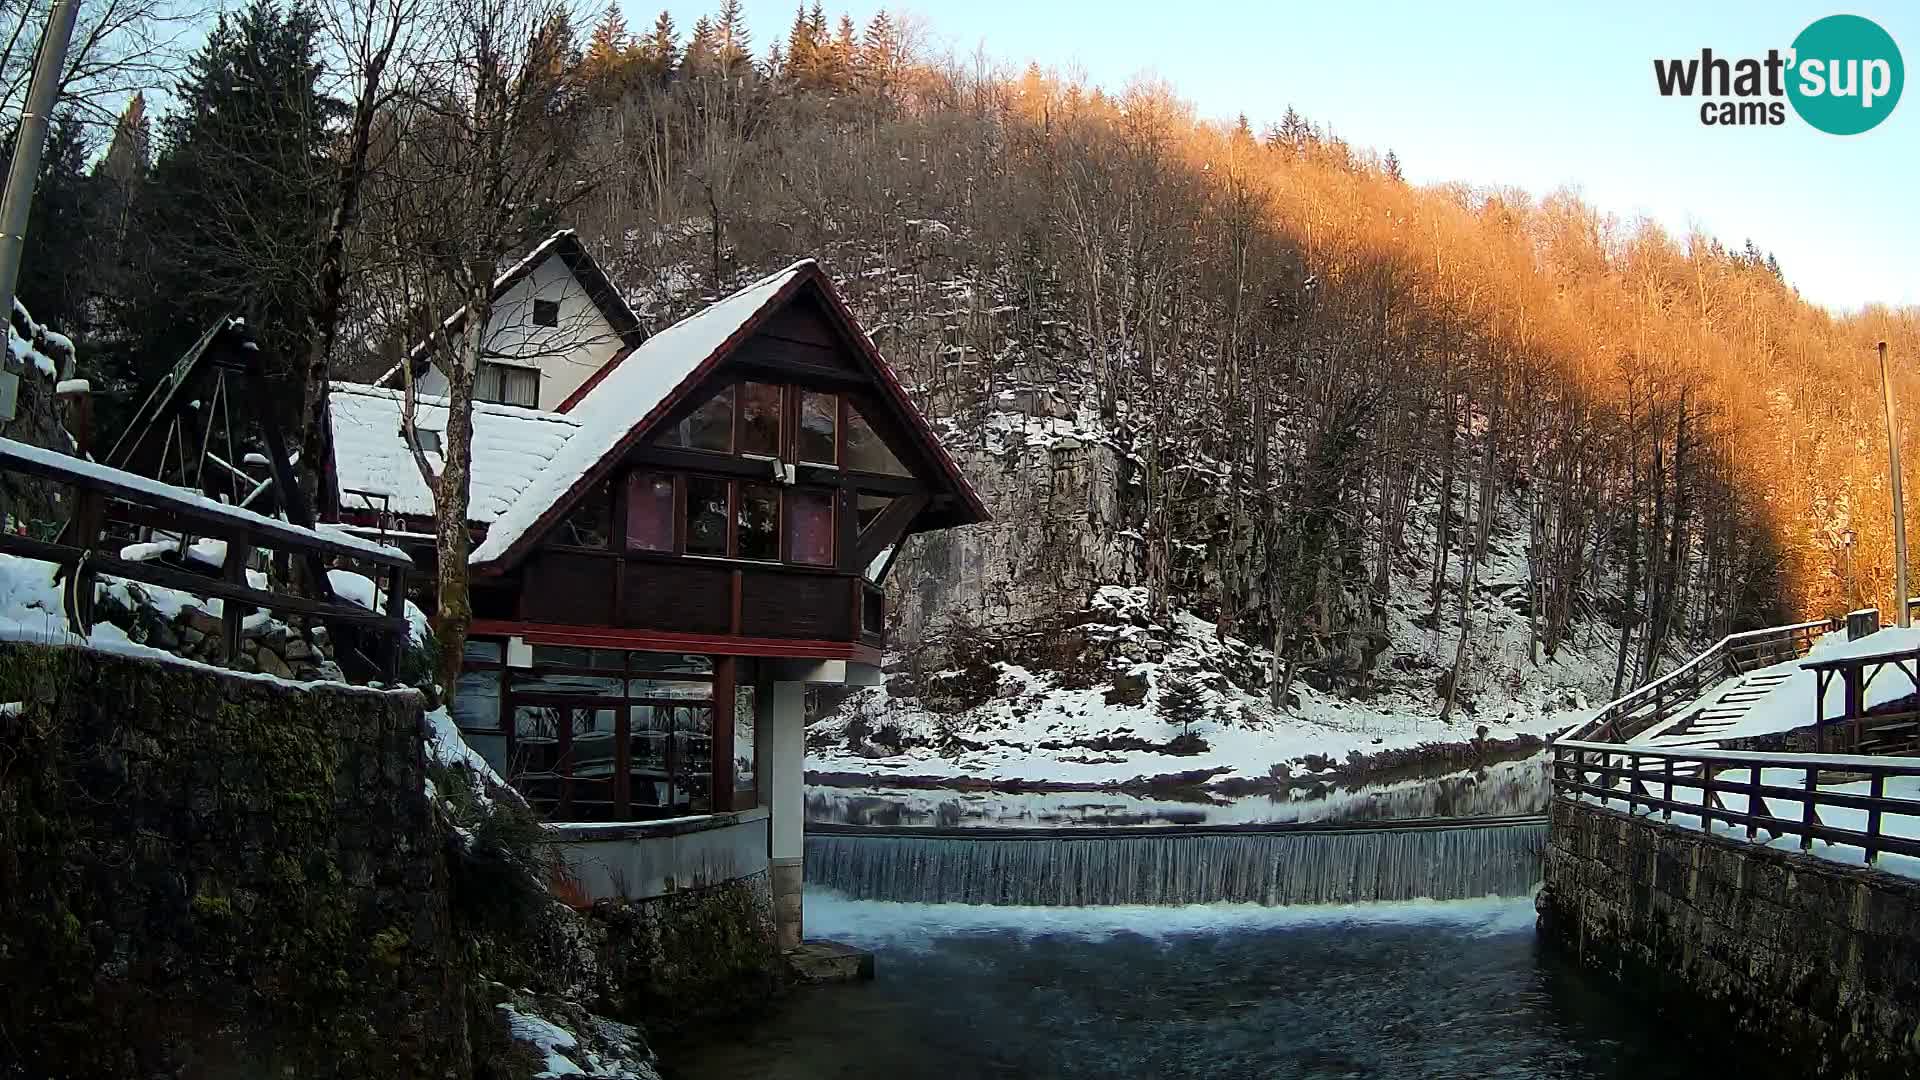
785, 939, 876, 984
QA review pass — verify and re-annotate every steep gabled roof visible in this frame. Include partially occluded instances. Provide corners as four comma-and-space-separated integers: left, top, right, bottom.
329, 383, 579, 524
468, 259, 988, 572
378, 229, 644, 386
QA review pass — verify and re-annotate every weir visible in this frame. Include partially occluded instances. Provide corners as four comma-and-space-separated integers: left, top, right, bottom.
805, 816, 1547, 906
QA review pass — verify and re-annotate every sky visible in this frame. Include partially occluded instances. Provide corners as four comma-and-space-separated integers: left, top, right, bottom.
651, 0, 1920, 313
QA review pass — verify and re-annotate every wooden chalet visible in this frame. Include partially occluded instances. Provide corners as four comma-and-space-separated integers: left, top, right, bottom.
327, 251, 986, 872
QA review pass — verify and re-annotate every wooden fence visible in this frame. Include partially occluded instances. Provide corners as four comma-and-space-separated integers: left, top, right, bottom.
0, 437, 412, 680
1553, 738, 1920, 865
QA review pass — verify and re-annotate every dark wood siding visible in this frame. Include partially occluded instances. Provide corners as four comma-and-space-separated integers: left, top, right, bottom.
759, 297, 843, 350
521, 553, 614, 625
740, 569, 850, 639
732, 331, 852, 374
622, 560, 733, 634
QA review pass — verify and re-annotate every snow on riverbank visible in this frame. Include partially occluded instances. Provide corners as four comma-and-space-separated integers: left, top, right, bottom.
812, 584, 1614, 790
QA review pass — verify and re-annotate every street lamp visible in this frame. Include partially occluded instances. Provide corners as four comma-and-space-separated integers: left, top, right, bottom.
1843, 528, 1857, 609
1877, 341, 1910, 628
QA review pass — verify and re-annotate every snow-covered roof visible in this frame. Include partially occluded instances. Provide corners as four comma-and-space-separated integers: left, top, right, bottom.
328, 383, 579, 524
468, 261, 813, 565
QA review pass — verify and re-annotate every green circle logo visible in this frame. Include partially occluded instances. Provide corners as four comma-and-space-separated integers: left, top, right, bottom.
1788, 15, 1903, 134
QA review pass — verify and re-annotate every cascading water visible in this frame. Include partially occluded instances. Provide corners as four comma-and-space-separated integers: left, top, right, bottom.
805, 819, 1546, 906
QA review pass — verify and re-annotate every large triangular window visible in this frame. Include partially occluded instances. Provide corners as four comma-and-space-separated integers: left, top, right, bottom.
844, 407, 910, 477
655, 386, 733, 452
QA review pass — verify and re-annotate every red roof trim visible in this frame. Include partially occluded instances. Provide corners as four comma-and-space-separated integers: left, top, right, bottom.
473, 619, 882, 664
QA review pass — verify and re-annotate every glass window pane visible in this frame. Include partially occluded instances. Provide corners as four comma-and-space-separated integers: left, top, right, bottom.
514, 704, 564, 742
629, 678, 714, 700
798, 391, 836, 464
737, 483, 780, 561
856, 493, 894, 533
787, 489, 833, 566
453, 669, 502, 730
734, 683, 756, 793
475, 362, 502, 403
570, 708, 620, 789
630, 705, 671, 809
503, 367, 539, 407
511, 670, 623, 696
739, 382, 781, 456
686, 476, 730, 555
625, 471, 675, 552
463, 639, 504, 662
845, 408, 911, 476
670, 705, 713, 814
657, 386, 733, 451
628, 652, 713, 675
557, 480, 610, 547
531, 645, 593, 668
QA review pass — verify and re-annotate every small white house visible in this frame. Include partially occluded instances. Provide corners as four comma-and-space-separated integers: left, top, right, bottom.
381, 230, 645, 412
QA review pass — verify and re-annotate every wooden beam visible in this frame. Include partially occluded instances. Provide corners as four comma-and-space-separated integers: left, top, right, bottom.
853, 492, 928, 570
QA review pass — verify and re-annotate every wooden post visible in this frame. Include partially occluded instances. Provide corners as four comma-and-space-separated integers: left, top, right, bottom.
1664, 757, 1675, 821
1866, 771, 1885, 865
381, 564, 406, 681
1747, 764, 1762, 839
1801, 766, 1818, 851
221, 539, 254, 664
1880, 341, 1910, 628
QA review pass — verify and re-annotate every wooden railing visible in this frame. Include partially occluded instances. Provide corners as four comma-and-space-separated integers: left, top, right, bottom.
0, 436, 412, 680
1553, 738, 1920, 865
1566, 618, 1839, 744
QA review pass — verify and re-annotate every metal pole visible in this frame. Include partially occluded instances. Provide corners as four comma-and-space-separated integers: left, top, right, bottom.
0, 0, 80, 328
1879, 340, 1910, 628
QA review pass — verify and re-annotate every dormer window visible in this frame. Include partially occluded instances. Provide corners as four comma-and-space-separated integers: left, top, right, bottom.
532, 298, 560, 327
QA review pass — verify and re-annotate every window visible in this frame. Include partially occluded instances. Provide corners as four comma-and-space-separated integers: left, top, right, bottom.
556, 480, 611, 547
476, 361, 539, 407
737, 483, 780, 561
863, 587, 886, 635
466, 647, 722, 821
453, 638, 507, 773
798, 391, 837, 464
625, 472, 675, 552
532, 298, 560, 327
845, 407, 910, 476
686, 476, 730, 555
787, 489, 834, 566
734, 681, 757, 795
738, 382, 782, 457
413, 428, 443, 455
657, 386, 733, 452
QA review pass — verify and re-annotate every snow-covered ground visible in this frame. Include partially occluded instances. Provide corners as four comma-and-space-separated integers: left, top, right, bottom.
813, 570, 1618, 790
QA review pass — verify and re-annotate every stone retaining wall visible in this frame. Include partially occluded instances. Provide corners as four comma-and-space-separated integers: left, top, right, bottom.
1540, 798, 1920, 1079
0, 641, 468, 1079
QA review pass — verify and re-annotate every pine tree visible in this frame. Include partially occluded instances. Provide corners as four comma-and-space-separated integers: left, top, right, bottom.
1158, 673, 1207, 739
715, 0, 752, 77
860, 9, 899, 88
584, 1, 631, 84
636, 11, 678, 82
8, 113, 94, 333
682, 16, 717, 76
126, 0, 337, 392
784, 2, 816, 83
1383, 149, 1404, 181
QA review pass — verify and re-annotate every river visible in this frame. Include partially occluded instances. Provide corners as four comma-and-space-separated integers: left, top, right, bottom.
664, 891, 1785, 1080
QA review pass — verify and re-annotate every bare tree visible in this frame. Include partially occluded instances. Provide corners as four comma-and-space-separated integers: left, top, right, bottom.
383, 0, 594, 693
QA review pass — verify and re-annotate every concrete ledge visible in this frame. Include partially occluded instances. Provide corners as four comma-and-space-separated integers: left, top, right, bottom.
543, 805, 769, 843
544, 808, 771, 902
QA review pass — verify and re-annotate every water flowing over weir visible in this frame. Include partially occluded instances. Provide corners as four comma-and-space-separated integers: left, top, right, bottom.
804, 817, 1547, 906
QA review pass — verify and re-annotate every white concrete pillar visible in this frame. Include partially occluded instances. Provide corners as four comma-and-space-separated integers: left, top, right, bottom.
767, 679, 805, 950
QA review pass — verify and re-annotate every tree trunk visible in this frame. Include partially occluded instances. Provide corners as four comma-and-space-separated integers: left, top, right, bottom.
433, 282, 488, 698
